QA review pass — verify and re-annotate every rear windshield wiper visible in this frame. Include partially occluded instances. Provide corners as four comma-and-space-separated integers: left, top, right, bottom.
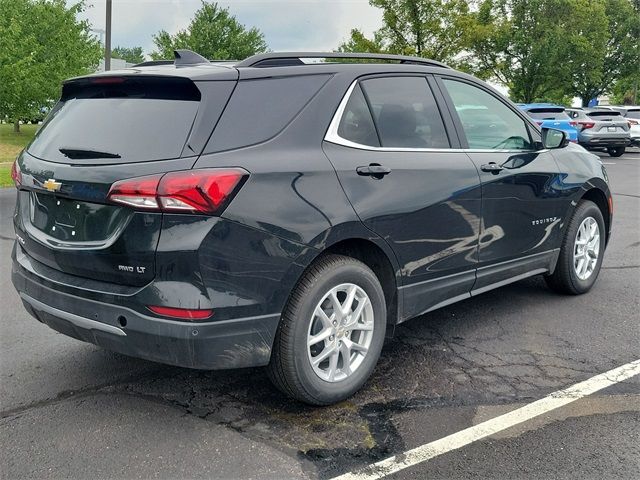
59, 148, 121, 159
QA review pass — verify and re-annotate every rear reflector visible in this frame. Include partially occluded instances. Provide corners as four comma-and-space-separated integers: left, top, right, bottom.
108, 168, 248, 215
11, 160, 22, 187
147, 305, 213, 320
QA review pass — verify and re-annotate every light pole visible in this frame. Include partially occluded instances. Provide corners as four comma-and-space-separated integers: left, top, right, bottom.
105, 0, 112, 71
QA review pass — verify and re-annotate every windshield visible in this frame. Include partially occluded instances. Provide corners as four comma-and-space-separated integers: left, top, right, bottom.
28, 76, 201, 164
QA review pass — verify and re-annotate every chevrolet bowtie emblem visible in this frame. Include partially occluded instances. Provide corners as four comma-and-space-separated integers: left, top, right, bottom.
43, 178, 62, 192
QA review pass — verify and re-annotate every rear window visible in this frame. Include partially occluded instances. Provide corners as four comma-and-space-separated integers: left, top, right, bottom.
625, 110, 640, 119
28, 76, 201, 163
526, 108, 570, 121
587, 110, 622, 117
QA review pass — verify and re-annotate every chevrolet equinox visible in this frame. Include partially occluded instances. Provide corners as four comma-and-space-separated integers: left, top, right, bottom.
11, 51, 612, 405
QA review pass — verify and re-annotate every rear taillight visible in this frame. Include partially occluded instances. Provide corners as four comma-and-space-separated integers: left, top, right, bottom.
10, 160, 22, 187
628, 119, 638, 126
536, 121, 543, 126
569, 121, 578, 127
147, 305, 213, 320
107, 168, 248, 215
578, 121, 595, 130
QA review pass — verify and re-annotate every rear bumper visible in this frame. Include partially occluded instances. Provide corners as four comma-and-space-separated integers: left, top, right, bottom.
579, 136, 631, 148
12, 244, 280, 370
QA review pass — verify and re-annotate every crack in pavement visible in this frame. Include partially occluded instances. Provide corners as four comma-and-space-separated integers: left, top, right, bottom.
613, 192, 640, 199
0, 366, 172, 420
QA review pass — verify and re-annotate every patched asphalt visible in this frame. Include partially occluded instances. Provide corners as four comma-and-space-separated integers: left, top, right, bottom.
1, 149, 638, 479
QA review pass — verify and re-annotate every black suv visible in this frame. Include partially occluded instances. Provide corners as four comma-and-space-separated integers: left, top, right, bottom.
11, 51, 612, 405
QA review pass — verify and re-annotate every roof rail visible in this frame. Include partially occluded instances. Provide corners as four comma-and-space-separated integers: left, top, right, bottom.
235, 52, 450, 69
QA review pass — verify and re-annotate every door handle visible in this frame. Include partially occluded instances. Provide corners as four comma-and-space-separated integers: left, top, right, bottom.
480, 162, 504, 174
356, 164, 391, 178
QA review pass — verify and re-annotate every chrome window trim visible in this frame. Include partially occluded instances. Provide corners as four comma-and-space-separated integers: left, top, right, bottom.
324, 78, 542, 154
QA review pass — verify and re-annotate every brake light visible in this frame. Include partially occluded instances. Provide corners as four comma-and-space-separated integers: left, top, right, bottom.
147, 305, 213, 320
11, 160, 22, 187
578, 121, 595, 130
536, 121, 543, 126
107, 168, 248, 214
569, 121, 578, 127
628, 119, 638, 126
90, 77, 126, 84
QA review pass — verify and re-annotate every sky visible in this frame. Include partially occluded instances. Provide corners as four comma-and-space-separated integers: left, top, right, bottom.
79, 0, 383, 57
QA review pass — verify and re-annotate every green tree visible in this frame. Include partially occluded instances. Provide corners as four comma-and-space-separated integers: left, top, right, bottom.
562, 0, 639, 106
338, 29, 385, 54
338, 0, 475, 67
0, 0, 101, 132
151, 1, 268, 61
468, 0, 576, 103
112, 46, 145, 64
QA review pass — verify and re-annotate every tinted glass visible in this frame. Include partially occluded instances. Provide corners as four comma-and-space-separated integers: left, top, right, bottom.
526, 109, 571, 121
28, 77, 201, 163
626, 110, 640, 119
361, 77, 450, 148
587, 110, 622, 117
206, 74, 330, 153
337, 84, 380, 147
442, 79, 533, 150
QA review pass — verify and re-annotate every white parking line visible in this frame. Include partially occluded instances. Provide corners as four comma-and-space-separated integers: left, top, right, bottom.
332, 359, 640, 480
602, 162, 616, 165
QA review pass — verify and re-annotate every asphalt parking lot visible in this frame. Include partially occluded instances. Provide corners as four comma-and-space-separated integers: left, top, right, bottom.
1, 149, 638, 479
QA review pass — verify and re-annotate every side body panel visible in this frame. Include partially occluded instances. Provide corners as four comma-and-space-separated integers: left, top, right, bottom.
323, 142, 481, 320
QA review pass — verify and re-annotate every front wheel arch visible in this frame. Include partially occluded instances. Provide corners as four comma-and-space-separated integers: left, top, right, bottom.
579, 187, 611, 247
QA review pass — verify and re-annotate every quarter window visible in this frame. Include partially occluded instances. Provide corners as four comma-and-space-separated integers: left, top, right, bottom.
361, 77, 450, 148
337, 84, 380, 147
442, 79, 533, 150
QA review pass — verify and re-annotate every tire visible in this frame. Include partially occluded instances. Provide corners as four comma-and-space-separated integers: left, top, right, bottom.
267, 254, 386, 405
545, 200, 606, 295
607, 146, 625, 157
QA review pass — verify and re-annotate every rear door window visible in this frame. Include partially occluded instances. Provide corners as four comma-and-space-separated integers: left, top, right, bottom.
28, 76, 202, 164
360, 76, 450, 148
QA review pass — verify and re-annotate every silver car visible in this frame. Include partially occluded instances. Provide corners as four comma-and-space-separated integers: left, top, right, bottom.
609, 106, 640, 147
566, 107, 631, 157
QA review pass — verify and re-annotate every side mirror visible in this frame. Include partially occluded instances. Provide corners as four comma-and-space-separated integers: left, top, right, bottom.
542, 128, 569, 149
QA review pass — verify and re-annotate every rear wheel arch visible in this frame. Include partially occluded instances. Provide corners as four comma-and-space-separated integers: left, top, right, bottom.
324, 238, 400, 329
280, 236, 401, 335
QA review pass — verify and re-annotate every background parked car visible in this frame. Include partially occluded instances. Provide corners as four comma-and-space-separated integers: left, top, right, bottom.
566, 107, 631, 157
608, 106, 640, 147
517, 103, 578, 143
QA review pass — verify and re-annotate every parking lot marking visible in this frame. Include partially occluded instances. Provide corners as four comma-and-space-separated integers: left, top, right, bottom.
331, 359, 640, 480
602, 162, 616, 165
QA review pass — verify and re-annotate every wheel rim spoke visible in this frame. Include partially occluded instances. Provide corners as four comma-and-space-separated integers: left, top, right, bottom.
308, 327, 333, 347
327, 350, 339, 381
312, 345, 335, 366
